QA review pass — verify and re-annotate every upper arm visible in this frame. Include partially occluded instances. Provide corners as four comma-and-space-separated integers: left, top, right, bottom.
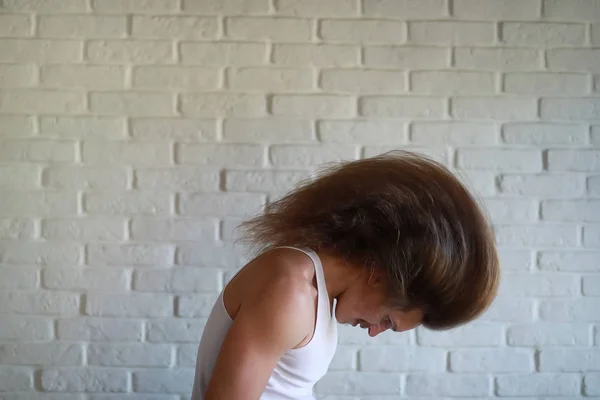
204, 276, 314, 400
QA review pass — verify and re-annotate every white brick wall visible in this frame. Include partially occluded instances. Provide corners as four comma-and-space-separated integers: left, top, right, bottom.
0, 0, 598, 398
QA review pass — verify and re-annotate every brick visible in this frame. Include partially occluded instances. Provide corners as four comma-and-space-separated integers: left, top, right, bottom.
0, 266, 37, 289
541, 98, 600, 121
320, 69, 405, 94
93, 0, 179, 13
4, 0, 88, 12
502, 123, 587, 145
177, 144, 263, 167
88, 243, 174, 266
230, 67, 312, 92
548, 49, 600, 72
360, 347, 446, 372
321, 20, 405, 44
0, 241, 81, 265
220, 218, 244, 241
329, 346, 356, 371
275, 0, 357, 16
409, 22, 494, 45
360, 96, 444, 118
498, 250, 533, 271
273, 95, 355, 119
591, 176, 600, 196
0, 343, 82, 366
457, 170, 496, 196
0, 191, 77, 217
319, 120, 405, 144
0, 14, 30, 36
147, 319, 206, 343
40, 116, 126, 139
88, 344, 172, 367
0, 139, 75, 162
497, 374, 580, 396
177, 344, 198, 367
270, 146, 356, 167
495, 225, 577, 247
0, 165, 40, 189
450, 349, 533, 372
86, 292, 172, 317
539, 252, 600, 271
0, 39, 81, 63
457, 149, 541, 172
584, 226, 600, 247
182, 0, 268, 13
544, 0, 600, 20
542, 200, 600, 222
484, 199, 537, 222
131, 218, 216, 241
135, 168, 218, 192
0, 291, 79, 315
41, 65, 125, 90
417, 323, 503, 346
405, 374, 489, 396
540, 299, 600, 321
548, 150, 600, 171
82, 140, 170, 166
83, 192, 171, 216
177, 293, 220, 317
86, 40, 173, 64
133, 369, 194, 393
43, 268, 127, 291
0, 90, 85, 115
0, 64, 37, 87
224, 119, 313, 142
43, 167, 128, 190
499, 272, 579, 297
363, 146, 447, 164
509, 323, 590, 346
135, 268, 219, 292
586, 373, 600, 395
42, 368, 127, 392
452, 97, 537, 120
337, 323, 409, 346
480, 298, 533, 322
455, 47, 542, 71
39, 15, 126, 38
412, 71, 495, 94
225, 170, 308, 194
411, 122, 496, 145
179, 193, 265, 217
227, 17, 312, 41
499, 174, 584, 198
91, 395, 175, 400
0, 366, 33, 391
131, 118, 216, 142
503, 22, 585, 46
273, 43, 359, 66
132, 16, 217, 39
584, 275, 600, 295
364, 46, 449, 68
137, 67, 219, 91
0, 316, 52, 341
316, 372, 400, 395
180, 93, 266, 117
57, 318, 142, 341
0, 116, 35, 137
454, 0, 539, 19
91, 92, 174, 117
505, 73, 587, 95
176, 243, 245, 267
364, 0, 447, 18
42, 218, 125, 241
181, 42, 266, 65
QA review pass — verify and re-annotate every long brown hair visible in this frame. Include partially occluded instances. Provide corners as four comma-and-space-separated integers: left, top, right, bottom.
238, 151, 499, 330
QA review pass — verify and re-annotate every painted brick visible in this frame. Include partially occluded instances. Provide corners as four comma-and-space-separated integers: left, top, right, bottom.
57, 318, 142, 341
272, 95, 356, 118
275, 0, 357, 16
504, 73, 588, 95
43, 167, 128, 190
0, 291, 80, 315
273, 44, 360, 66
229, 67, 313, 91
176, 243, 245, 267
88, 243, 174, 266
450, 349, 534, 372
225, 170, 310, 192
413, 71, 496, 94
0, 14, 32, 37
38, 15, 126, 38
39, 116, 126, 139
316, 372, 401, 395
417, 323, 503, 346
0, 165, 40, 189
0, 139, 75, 162
132, 16, 218, 39
498, 272, 579, 297
0, 366, 33, 391
542, 200, 600, 222
83, 192, 171, 216
498, 174, 584, 198
405, 374, 490, 397
480, 298, 534, 322
176, 144, 263, 167
457, 149, 542, 172
0, 39, 81, 63
179, 193, 265, 217
585, 275, 600, 295
548, 150, 600, 171
42, 218, 125, 241
131, 118, 217, 141
585, 373, 600, 395
498, 250, 533, 271
457, 170, 496, 196
86, 292, 172, 317
547, 49, 600, 72
495, 225, 577, 247
0, 266, 37, 289
41, 65, 125, 90
177, 293, 220, 317
507, 323, 591, 346
360, 347, 446, 372
321, 69, 405, 94
590, 176, 600, 196
131, 218, 216, 241
133, 268, 219, 293
88, 344, 172, 367
540, 349, 600, 372
455, 0, 539, 19
0, 342, 83, 366
541, 98, 600, 121
133, 369, 194, 393
180, 93, 266, 117
227, 17, 312, 41
455, 47, 542, 71
502, 123, 587, 145
147, 319, 206, 343
411, 122, 496, 145
0, 316, 52, 341
319, 120, 406, 144
0, 115, 35, 137
86, 40, 173, 64
135, 168, 219, 192
0, 191, 77, 217
484, 199, 538, 222
452, 97, 537, 120
270, 145, 356, 167
177, 343, 198, 367
82, 140, 170, 166
180, 42, 267, 65
540, 299, 600, 321
90, 92, 175, 117
0, 64, 37, 87
3, 0, 87, 12
93, 0, 179, 13
43, 268, 128, 291
544, 0, 600, 20
496, 374, 580, 396
364, 0, 447, 18
583, 226, 600, 247
320, 20, 405, 44
224, 119, 313, 142
360, 96, 444, 118
0, 241, 81, 265
539, 252, 600, 272
0, 90, 85, 114
41, 368, 128, 392
502, 22, 585, 46
182, 0, 269, 14
133, 66, 219, 90
409, 22, 494, 45
364, 46, 449, 68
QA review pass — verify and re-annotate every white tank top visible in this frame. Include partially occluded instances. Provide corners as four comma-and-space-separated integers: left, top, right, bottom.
190, 247, 338, 400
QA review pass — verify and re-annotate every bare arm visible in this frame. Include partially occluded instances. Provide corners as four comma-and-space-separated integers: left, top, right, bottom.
204, 275, 314, 400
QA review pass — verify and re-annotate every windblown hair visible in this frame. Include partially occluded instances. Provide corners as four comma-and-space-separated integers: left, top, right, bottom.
238, 151, 499, 330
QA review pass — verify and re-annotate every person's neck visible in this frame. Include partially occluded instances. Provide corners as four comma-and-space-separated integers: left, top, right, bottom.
315, 249, 362, 301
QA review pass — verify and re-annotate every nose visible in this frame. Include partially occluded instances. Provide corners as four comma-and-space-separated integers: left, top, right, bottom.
368, 322, 389, 337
